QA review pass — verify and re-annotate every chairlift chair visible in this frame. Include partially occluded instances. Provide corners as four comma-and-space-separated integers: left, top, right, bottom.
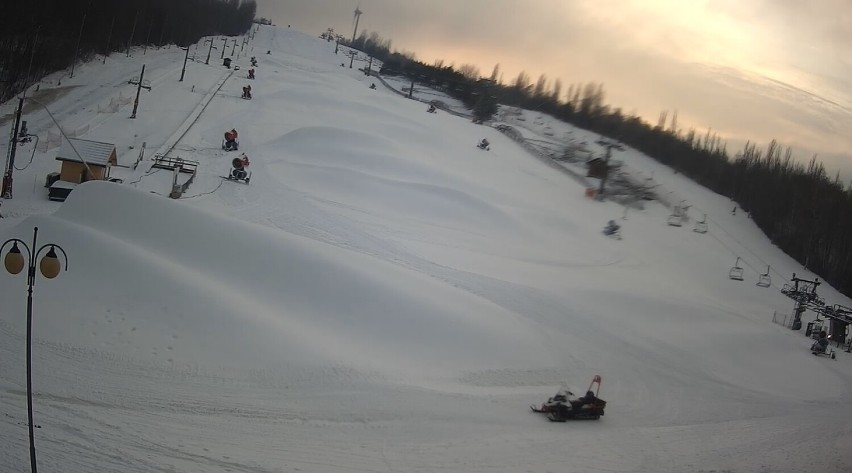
693, 214, 708, 233
756, 265, 771, 288
667, 213, 683, 227
667, 204, 686, 227
729, 257, 744, 281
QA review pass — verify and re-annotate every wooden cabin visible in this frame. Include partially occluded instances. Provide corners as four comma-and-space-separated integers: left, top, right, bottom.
586, 157, 608, 179
49, 138, 118, 201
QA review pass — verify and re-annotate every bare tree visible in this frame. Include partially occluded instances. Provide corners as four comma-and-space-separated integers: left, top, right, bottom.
533, 73, 548, 99
457, 63, 480, 80
551, 78, 563, 102
514, 70, 530, 92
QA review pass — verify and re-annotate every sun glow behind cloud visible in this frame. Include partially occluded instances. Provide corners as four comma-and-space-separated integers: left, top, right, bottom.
257, 0, 852, 179
573, 0, 778, 75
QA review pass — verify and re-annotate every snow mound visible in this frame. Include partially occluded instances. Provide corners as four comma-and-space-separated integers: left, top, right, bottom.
13, 181, 550, 379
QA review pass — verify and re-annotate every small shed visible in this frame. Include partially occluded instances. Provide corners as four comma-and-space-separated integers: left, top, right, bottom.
56, 138, 117, 183
586, 157, 608, 179
586, 157, 623, 179
49, 138, 118, 201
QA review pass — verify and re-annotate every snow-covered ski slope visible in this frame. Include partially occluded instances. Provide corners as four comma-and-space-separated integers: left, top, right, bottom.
1, 25, 851, 473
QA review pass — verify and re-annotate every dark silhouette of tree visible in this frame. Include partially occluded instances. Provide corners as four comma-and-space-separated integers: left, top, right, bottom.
1, 0, 256, 102
472, 79, 498, 123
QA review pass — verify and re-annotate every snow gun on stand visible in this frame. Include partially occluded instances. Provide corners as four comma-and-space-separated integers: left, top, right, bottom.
222, 129, 239, 151
223, 154, 251, 184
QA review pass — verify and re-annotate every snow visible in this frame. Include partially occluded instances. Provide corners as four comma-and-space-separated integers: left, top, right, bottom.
1, 25, 852, 473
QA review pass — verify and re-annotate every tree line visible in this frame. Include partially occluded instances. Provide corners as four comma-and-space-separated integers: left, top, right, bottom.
0, 0, 256, 103
346, 30, 852, 298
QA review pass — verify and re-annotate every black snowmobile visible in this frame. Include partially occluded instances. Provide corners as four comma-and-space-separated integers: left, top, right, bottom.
603, 220, 622, 240
531, 375, 606, 421
811, 333, 836, 359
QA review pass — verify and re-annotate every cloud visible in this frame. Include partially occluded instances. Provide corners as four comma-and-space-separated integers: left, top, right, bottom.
256, 0, 852, 179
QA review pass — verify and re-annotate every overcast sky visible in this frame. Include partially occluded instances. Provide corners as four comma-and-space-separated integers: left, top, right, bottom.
257, 0, 852, 181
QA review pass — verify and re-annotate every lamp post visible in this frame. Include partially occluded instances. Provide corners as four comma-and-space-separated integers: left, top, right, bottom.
2, 226, 69, 473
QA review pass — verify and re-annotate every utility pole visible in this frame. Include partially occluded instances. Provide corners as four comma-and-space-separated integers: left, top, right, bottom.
126, 10, 140, 57
143, 18, 154, 54
2, 98, 25, 199
129, 65, 151, 119
180, 45, 190, 81
26, 29, 41, 89
205, 38, 215, 65
158, 15, 169, 48
70, 10, 88, 78
220, 38, 227, 59
103, 16, 115, 64
231, 39, 237, 56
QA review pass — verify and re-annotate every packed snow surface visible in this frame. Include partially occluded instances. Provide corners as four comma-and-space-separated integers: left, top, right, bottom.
1, 25, 851, 473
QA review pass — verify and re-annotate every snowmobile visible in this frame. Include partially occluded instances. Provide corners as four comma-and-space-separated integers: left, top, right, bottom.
603, 220, 622, 240
531, 375, 606, 421
223, 154, 251, 184
811, 335, 836, 359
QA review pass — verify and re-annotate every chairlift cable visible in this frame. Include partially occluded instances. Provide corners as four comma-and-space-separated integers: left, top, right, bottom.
683, 203, 789, 288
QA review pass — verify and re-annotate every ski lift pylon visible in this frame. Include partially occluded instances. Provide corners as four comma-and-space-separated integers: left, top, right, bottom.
757, 265, 771, 288
729, 257, 744, 281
